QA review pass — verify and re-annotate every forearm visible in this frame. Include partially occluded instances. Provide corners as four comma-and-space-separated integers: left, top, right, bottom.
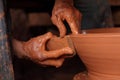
12, 38, 26, 58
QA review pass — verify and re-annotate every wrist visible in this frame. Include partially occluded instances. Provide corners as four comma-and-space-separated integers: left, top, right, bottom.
12, 38, 27, 58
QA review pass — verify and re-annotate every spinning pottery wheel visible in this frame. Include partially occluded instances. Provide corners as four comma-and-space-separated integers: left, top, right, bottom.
47, 27, 120, 80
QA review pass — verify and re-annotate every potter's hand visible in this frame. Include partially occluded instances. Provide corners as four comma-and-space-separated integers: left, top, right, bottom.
23, 32, 73, 67
51, 0, 82, 37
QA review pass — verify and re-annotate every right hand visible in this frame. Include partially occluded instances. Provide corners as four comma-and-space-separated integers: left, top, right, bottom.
51, 0, 82, 37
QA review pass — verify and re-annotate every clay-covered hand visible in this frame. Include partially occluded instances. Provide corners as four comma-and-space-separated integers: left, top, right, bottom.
23, 32, 73, 67
51, 0, 82, 37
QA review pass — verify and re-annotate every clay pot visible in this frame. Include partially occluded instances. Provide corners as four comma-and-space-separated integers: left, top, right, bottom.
70, 27, 120, 80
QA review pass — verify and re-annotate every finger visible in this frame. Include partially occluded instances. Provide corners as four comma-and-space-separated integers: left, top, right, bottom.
41, 32, 53, 50
76, 10, 82, 32
43, 47, 73, 59
42, 32, 53, 42
51, 15, 66, 37
40, 58, 64, 68
66, 15, 80, 34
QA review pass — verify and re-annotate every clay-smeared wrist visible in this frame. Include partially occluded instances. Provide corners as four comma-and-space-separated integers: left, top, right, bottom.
12, 38, 27, 58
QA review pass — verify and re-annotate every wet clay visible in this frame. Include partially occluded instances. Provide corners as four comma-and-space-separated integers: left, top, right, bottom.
23, 32, 73, 67
47, 36, 75, 57
69, 27, 120, 80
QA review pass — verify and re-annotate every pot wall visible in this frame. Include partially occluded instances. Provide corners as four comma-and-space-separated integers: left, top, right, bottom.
70, 28, 120, 80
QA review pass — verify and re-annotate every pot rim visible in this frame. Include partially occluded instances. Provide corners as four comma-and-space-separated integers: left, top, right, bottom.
68, 27, 120, 38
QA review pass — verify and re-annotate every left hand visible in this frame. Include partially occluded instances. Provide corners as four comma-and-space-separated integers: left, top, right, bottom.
23, 32, 73, 67
51, 0, 82, 37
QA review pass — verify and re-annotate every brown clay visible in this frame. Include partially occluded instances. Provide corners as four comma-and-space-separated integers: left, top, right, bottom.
47, 36, 70, 50
47, 36, 76, 57
69, 27, 120, 80
86, 27, 120, 33
47, 27, 120, 79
